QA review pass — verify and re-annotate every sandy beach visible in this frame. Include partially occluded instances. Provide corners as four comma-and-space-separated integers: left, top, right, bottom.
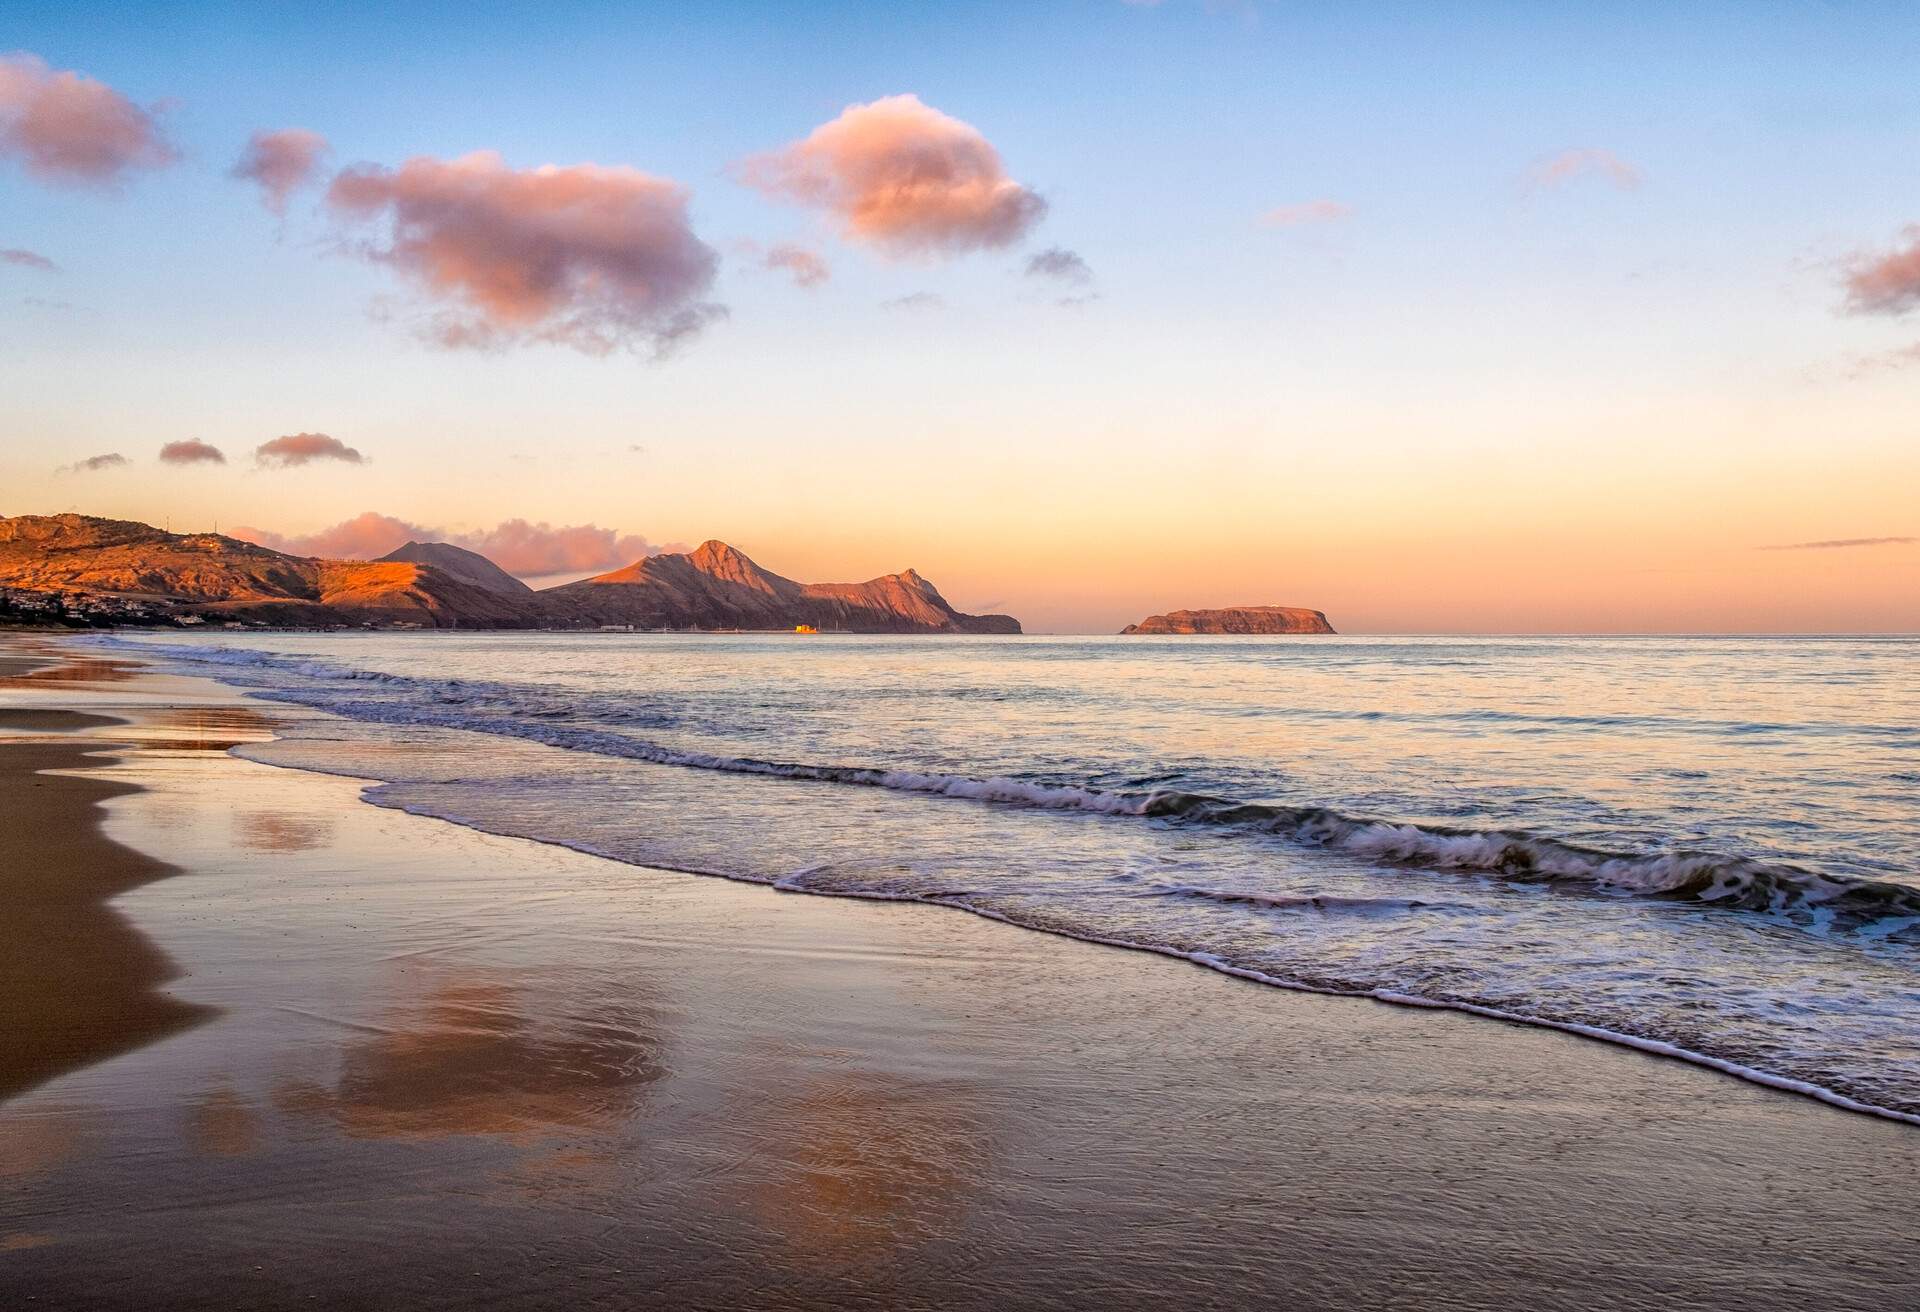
2, 634, 1917, 1310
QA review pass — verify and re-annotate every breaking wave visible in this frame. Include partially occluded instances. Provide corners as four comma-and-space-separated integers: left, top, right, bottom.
106, 639, 1920, 939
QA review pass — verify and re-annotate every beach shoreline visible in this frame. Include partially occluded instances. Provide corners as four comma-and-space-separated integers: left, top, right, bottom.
2, 634, 1918, 1309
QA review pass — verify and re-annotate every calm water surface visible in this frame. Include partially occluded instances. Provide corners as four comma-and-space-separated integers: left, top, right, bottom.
102, 632, 1920, 1120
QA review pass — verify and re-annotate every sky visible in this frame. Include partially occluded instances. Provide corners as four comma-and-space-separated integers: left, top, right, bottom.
2, 0, 1918, 633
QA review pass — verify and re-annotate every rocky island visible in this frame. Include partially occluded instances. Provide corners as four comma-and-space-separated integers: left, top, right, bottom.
1121, 606, 1335, 635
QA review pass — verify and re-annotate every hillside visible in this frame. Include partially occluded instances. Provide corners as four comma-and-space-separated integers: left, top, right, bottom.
546, 540, 1020, 633
0, 515, 1020, 633
0, 514, 534, 628
377, 541, 533, 595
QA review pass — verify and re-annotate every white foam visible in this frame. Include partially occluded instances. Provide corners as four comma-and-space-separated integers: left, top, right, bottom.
107, 633, 1920, 931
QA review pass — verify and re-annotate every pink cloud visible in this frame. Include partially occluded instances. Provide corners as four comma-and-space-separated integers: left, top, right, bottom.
158, 439, 226, 465
460, 519, 667, 577
1525, 148, 1642, 192
763, 242, 829, 287
255, 432, 365, 467
1261, 199, 1352, 227
232, 127, 328, 215
2, 246, 56, 271
1843, 225, 1920, 316
232, 511, 673, 578
739, 94, 1046, 256
231, 512, 426, 559
0, 52, 177, 187
326, 150, 723, 357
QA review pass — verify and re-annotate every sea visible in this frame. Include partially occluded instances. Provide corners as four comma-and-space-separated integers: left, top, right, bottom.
95, 630, 1920, 1123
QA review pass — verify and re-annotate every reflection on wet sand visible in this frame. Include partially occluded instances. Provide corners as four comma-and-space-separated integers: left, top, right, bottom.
127, 705, 278, 753
273, 968, 665, 1143
185, 1085, 263, 1158
0, 1105, 97, 1182
742, 1057, 989, 1265
233, 810, 335, 853
0, 739, 214, 1101
0, 1105, 96, 1251
0, 652, 139, 687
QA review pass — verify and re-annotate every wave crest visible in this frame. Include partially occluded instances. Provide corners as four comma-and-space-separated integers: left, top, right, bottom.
111, 638, 1920, 936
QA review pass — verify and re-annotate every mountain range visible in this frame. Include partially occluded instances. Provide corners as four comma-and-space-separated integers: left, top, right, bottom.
546, 539, 1017, 633
0, 514, 1020, 634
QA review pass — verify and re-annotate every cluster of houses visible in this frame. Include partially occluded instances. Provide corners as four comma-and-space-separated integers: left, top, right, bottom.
0, 587, 248, 629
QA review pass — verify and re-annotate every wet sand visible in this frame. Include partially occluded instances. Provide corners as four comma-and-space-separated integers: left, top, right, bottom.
0, 731, 212, 1102
1, 638, 1917, 1309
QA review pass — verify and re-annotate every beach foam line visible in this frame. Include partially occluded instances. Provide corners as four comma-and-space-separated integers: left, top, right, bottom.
103, 636, 1920, 939
183, 665, 1920, 1129
253, 775, 1920, 1130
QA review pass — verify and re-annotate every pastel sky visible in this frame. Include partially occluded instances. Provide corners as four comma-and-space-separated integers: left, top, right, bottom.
3, 0, 1918, 632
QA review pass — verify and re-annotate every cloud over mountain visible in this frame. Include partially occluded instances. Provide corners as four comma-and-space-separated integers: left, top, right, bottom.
232, 512, 674, 579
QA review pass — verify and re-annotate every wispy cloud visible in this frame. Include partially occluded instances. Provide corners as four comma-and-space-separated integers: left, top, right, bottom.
0, 52, 177, 188
1, 246, 56, 271
158, 439, 225, 465
1835, 341, 1920, 379
1024, 247, 1093, 285
740, 94, 1046, 256
1841, 224, 1920, 316
880, 291, 944, 312
1760, 536, 1916, 551
59, 452, 127, 473
327, 150, 724, 358
1022, 247, 1097, 307
761, 242, 829, 288
231, 127, 328, 215
1524, 147, 1642, 193
1260, 199, 1352, 228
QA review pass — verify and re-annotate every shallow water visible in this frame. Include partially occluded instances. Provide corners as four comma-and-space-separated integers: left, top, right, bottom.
99, 631, 1920, 1119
